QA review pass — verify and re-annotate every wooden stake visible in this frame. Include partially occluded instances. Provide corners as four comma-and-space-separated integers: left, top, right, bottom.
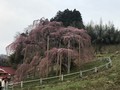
56, 52, 59, 75
67, 40, 71, 73
60, 54, 62, 75
78, 37, 81, 67
46, 36, 49, 77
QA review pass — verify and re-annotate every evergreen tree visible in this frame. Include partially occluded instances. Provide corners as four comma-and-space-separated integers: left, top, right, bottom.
85, 20, 120, 53
51, 9, 84, 29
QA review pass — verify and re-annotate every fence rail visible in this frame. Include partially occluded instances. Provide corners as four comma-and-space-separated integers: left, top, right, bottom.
8, 57, 112, 90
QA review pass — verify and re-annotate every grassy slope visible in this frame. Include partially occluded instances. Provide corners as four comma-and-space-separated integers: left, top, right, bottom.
41, 45, 120, 90
11, 45, 120, 90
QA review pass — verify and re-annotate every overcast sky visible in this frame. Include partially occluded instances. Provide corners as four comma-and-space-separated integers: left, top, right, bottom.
0, 0, 120, 54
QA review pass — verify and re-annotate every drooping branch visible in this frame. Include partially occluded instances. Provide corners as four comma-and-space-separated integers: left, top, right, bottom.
7, 20, 93, 81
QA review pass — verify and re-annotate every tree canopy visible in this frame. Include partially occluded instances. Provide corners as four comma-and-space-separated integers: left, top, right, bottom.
0, 54, 9, 66
51, 9, 84, 29
7, 19, 93, 81
85, 20, 120, 53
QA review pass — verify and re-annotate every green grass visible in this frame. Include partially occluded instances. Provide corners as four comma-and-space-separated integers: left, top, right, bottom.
9, 45, 120, 90
41, 53, 120, 90
79, 59, 108, 70
40, 45, 120, 90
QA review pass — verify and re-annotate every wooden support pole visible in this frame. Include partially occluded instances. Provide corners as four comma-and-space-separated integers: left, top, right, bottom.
56, 52, 59, 75
60, 54, 62, 75
80, 71, 82, 77
78, 38, 81, 66
67, 40, 71, 74
94, 67, 98, 73
46, 35, 49, 77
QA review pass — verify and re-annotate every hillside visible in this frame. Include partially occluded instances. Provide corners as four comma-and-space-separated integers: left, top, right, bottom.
38, 45, 120, 90
8, 45, 120, 90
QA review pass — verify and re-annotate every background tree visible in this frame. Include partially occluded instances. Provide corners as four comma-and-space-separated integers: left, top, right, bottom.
85, 20, 120, 53
51, 9, 84, 29
0, 54, 10, 66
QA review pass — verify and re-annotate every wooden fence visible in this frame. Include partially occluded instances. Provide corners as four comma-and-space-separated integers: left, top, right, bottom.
8, 57, 112, 90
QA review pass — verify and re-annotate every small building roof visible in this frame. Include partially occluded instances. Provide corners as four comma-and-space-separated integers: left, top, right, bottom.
0, 66, 15, 75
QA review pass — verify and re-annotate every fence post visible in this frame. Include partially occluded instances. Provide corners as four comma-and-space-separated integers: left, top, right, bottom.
40, 78, 42, 85
94, 67, 98, 72
6, 81, 8, 90
61, 74, 63, 81
109, 59, 112, 66
80, 71, 82, 77
21, 81, 23, 88
106, 64, 108, 69
12, 83, 14, 90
